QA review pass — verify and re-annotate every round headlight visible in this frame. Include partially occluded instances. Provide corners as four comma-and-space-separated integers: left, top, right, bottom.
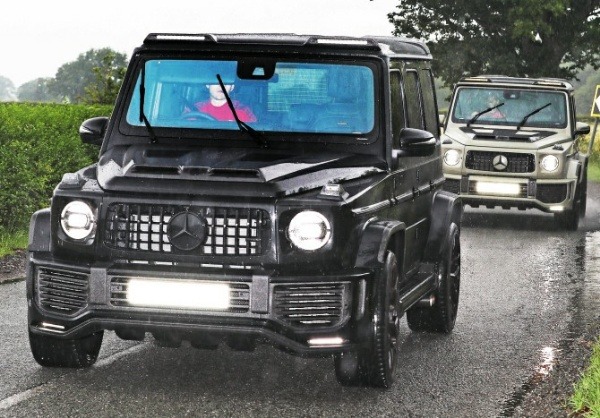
444, 149, 461, 166
541, 155, 559, 172
287, 211, 331, 251
60, 201, 96, 241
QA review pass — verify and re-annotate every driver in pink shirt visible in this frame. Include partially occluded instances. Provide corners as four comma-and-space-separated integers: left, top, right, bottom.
193, 83, 256, 122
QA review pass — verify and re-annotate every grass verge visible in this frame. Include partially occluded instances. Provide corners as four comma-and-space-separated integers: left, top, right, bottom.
570, 338, 600, 416
588, 161, 600, 183
0, 228, 28, 258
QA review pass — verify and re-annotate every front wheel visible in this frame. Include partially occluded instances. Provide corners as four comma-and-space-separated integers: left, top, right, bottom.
554, 197, 580, 231
334, 250, 401, 388
407, 223, 460, 333
29, 330, 103, 368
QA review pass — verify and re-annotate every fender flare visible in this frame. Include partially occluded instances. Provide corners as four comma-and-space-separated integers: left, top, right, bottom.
354, 219, 406, 269
29, 208, 52, 253
423, 190, 462, 262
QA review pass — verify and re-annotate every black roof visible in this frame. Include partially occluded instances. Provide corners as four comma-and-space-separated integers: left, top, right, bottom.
142, 33, 431, 59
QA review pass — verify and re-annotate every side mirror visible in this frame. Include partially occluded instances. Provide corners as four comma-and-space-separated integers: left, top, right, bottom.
398, 128, 437, 157
79, 117, 109, 145
438, 113, 446, 125
575, 122, 590, 135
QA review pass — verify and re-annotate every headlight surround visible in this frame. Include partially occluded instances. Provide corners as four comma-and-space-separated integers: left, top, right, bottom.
443, 149, 461, 166
286, 210, 331, 251
60, 200, 97, 241
540, 155, 560, 172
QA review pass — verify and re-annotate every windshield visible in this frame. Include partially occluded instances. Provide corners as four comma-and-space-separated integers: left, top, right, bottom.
451, 87, 568, 129
125, 59, 375, 136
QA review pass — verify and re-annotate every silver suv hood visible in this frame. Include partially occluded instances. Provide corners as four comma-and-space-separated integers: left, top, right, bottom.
443, 124, 571, 150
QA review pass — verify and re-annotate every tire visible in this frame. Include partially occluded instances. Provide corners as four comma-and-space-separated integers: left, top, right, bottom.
555, 171, 586, 231
29, 330, 103, 368
579, 169, 587, 218
554, 193, 581, 231
407, 223, 460, 333
334, 251, 401, 388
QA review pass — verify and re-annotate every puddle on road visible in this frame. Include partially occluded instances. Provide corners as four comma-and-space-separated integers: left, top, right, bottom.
499, 230, 600, 416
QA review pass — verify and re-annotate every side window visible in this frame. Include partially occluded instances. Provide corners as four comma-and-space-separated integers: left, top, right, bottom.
420, 68, 439, 136
404, 69, 425, 130
390, 70, 405, 148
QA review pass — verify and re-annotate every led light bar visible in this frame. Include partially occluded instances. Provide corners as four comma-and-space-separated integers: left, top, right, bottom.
474, 182, 521, 196
308, 336, 345, 347
127, 279, 230, 310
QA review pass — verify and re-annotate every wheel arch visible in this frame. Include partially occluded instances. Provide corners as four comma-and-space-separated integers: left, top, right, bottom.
354, 218, 406, 270
423, 190, 462, 262
29, 208, 52, 253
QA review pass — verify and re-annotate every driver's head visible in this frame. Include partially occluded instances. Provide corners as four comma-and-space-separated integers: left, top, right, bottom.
206, 84, 234, 101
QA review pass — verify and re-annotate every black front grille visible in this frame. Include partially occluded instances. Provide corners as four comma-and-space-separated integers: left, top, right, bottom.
465, 151, 535, 173
109, 277, 250, 312
537, 184, 569, 203
104, 204, 269, 256
37, 267, 89, 315
273, 283, 350, 328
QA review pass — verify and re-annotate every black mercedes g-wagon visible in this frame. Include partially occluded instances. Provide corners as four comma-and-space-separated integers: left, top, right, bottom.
27, 33, 462, 388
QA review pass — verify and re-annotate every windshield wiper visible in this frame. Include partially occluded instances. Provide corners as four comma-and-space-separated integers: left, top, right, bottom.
516, 102, 552, 131
216, 74, 268, 148
139, 64, 157, 143
466, 103, 505, 127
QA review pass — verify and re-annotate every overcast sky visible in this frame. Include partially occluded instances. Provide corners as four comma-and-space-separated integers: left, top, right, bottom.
0, 1, 397, 87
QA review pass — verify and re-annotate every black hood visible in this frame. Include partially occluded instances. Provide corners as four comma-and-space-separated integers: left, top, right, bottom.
96, 146, 385, 197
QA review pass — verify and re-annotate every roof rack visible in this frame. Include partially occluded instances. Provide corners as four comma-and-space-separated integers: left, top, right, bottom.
460, 75, 571, 89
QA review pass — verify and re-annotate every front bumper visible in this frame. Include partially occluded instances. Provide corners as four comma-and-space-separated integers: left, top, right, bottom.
27, 252, 373, 356
443, 174, 576, 212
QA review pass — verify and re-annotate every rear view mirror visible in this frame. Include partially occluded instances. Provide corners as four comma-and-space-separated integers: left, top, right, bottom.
397, 128, 437, 157
575, 122, 590, 135
79, 117, 109, 145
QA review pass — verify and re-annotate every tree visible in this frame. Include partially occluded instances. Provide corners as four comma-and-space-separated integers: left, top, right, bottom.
0, 76, 16, 101
388, 1, 600, 86
49, 48, 128, 103
17, 78, 60, 102
83, 51, 128, 105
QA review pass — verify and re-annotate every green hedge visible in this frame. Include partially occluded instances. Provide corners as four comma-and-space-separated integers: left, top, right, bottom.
0, 103, 111, 231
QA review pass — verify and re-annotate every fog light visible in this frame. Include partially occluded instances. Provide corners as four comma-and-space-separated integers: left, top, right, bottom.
549, 206, 564, 212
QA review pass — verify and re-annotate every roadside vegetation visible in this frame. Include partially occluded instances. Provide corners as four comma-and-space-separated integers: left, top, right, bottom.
570, 337, 600, 416
0, 103, 111, 233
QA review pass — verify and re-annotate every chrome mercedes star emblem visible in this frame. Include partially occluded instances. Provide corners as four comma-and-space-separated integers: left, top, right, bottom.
492, 154, 508, 171
167, 211, 206, 251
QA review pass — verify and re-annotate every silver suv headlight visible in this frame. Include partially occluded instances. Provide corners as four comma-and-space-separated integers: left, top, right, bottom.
286, 210, 331, 251
60, 200, 97, 241
443, 149, 461, 166
540, 155, 560, 172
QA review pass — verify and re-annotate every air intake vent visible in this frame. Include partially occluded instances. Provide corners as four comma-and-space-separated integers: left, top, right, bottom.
537, 184, 568, 203
37, 268, 89, 315
273, 283, 350, 328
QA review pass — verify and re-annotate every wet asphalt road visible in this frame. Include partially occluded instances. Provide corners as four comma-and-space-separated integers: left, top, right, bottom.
1, 189, 599, 417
